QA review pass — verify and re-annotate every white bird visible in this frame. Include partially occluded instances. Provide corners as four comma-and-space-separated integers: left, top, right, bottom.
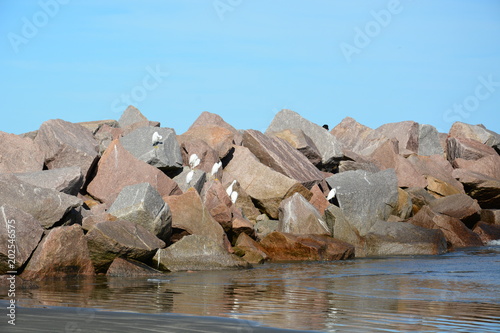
210, 161, 222, 176
226, 180, 237, 197
230, 190, 238, 204
189, 154, 201, 169
326, 187, 336, 201
186, 170, 194, 184
152, 132, 163, 146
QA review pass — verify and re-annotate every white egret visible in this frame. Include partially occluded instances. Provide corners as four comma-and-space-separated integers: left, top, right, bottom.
152, 132, 163, 146
326, 188, 336, 201
230, 190, 238, 204
226, 180, 237, 197
186, 170, 194, 184
189, 154, 200, 169
210, 161, 222, 176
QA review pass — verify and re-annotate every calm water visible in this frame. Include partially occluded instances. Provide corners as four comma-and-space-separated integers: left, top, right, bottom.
1, 245, 500, 332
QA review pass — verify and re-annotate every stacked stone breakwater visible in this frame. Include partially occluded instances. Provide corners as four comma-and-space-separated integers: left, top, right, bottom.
1, 106, 499, 279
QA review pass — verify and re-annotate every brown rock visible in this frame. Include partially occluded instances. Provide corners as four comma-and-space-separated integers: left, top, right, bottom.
426, 175, 462, 197
201, 179, 233, 228
407, 154, 464, 194
447, 137, 497, 162
480, 209, 500, 225
180, 139, 220, 174
309, 184, 330, 216
0, 131, 44, 173
164, 189, 229, 248
452, 169, 500, 209
278, 193, 330, 235
221, 173, 261, 222
188, 111, 239, 134
270, 128, 322, 165
449, 122, 500, 149
242, 129, 324, 189
473, 222, 500, 244
34, 119, 99, 181
223, 146, 312, 219
405, 187, 437, 214
410, 206, 483, 248
233, 232, 268, 264
0, 205, 44, 273
87, 140, 181, 204
178, 126, 237, 159
82, 213, 116, 231
106, 258, 163, 277
22, 225, 95, 280
375, 121, 420, 155
452, 155, 500, 180
428, 193, 481, 227
259, 232, 355, 261
338, 150, 380, 173
86, 219, 165, 273
392, 188, 412, 219
94, 124, 124, 154
118, 105, 149, 129
78, 119, 118, 134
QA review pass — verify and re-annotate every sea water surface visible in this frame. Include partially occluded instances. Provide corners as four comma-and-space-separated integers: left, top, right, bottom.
1, 245, 500, 332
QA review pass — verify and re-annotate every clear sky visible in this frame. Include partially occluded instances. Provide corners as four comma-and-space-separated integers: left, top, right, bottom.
2, 0, 499, 135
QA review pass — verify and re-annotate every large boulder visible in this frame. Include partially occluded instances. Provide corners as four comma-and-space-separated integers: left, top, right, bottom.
428, 193, 481, 228
163, 189, 228, 248
452, 155, 500, 180
480, 209, 500, 225
233, 232, 269, 264
449, 122, 500, 151
13, 166, 83, 196
452, 169, 500, 209
308, 184, 331, 216
447, 137, 497, 162
278, 193, 330, 235
375, 121, 420, 155
0, 174, 82, 229
0, 131, 44, 173
410, 206, 483, 248
0, 205, 44, 273
325, 169, 399, 237
201, 179, 233, 228
118, 105, 149, 129
87, 140, 181, 204
172, 166, 206, 193
269, 128, 322, 165
473, 222, 500, 244
86, 219, 165, 273
418, 124, 444, 156
363, 221, 447, 256
242, 129, 324, 189
265, 109, 344, 171
223, 146, 312, 219
22, 225, 95, 280
119, 126, 183, 172
259, 232, 354, 261
188, 111, 239, 134
153, 235, 250, 272
34, 119, 99, 181
108, 183, 172, 243
178, 125, 237, 159
106, 258, 163, 277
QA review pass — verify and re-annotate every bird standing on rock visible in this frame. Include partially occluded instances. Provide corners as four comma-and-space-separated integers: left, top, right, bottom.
211, 161, 222, 176
226, 180, 238, 204
152, 132, 163, 146
189, 154, 201, 169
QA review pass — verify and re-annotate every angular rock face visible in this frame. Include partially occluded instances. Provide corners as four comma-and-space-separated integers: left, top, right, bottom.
0, 205, 44, 273
106, 258, 163, 277
405, 187, 436, 214
364, 221, 448, 256
452, 169, 500, 209
375, 121, 420, 155
0, 174, 82, 229
180, 140, 220, 175
119, 126, 183, 172
309, 184, 330, 216
428, 193, 481, 228
201, 180, 233, 228
392, 188, 413, 219
223, 146, 312, 219
452, 155, 500, 180
178, 126, 237, 159
449, 121, 500, 150
94, 124, 124, 154
153, 235, 250, 272
331, 117, 390, 156
188, 111, 239, 134
410, 206, 483, 248
447, 137, 497, 162
242, 129, 324, 189
87, 140, 181, 204
172, 167, 206, 193
118, 105, 149, 129
233, 232, 268, 264
325, 169, 399, 237
265, 109, 344, 171
0, 131, 44, 173
278, 193, 330, 235
480, 209, 500, 225
270, 128, 322, 166
13, 166, 83, 196
34, 119, 99, 181
86, 219, 165, 273
164, 189, 228, 248
78, 119, 119, 134
108, 183, 172, 243
22, 225, 95, 280
259, 232, 355, 261
418, 124, 444, 156
473, 222, 500, 244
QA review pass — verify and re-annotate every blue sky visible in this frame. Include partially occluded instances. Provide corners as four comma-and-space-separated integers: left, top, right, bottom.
2, 0, 499, 135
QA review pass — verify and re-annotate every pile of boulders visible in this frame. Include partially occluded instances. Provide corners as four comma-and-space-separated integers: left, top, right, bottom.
1, 106, 499, 280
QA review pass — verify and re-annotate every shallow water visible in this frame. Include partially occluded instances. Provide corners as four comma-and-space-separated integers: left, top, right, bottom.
1, 246, 500, 332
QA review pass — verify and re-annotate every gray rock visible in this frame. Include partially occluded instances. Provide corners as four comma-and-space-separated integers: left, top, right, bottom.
120, 126, 183, 172
118, 105, 149, 128
254, 216, 279, 241
449, 121, 500, 150
0, 131, 44, 173
153, 235, 250, 272
265, 109, 344, 171
78, 119, 119, 134
242, 129, 324, 189
172, 166, 206, 193
418, 124, 444, 156
34, 119, 99, 181
325, 169, 399, 237
108, 183, 172, 243
13, 166, 83, 196
0, 205, 44, 273
86, 219, 165, 273
278, 193, 330, 235
0, 174, 82, 229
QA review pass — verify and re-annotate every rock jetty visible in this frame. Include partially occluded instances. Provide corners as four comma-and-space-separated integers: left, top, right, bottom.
1, 106, 500, 279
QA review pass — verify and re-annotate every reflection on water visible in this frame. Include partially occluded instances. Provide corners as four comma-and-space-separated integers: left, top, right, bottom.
2, 246, 500, 332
